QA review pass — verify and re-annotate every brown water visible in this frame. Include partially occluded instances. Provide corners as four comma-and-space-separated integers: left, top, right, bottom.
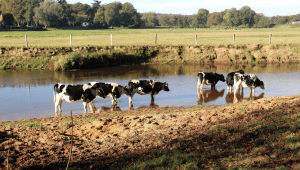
1, 63, 300, 121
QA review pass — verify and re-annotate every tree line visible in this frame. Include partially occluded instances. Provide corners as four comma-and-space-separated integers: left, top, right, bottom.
1, 0, 300, 29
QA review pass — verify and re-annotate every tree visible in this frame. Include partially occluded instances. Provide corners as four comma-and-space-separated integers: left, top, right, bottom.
33, 0, 63, 28
71, 2, 93, 25
141, 12, 158, 28
207, 12, 223, 28
254, 13, 271, 28
1, 0, 25, 26
23, 0, 39, 26
91, 0, 101, 23
93, 6, 107, 28
158, 15, 169, 26
192, 8, 209, 28
239, 5, 255, 27
119, 2, 138, 27
104, 2, 122, 28
223, 8, 240, 28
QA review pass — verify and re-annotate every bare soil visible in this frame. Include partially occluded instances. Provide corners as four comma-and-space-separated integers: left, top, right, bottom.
1, 94, 300, 170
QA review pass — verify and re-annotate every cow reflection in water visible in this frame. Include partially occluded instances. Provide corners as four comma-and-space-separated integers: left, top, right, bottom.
197, 87, 225, 104
129, 102, 159, 110
96, 106, 121, 113
226, 89, 265, 104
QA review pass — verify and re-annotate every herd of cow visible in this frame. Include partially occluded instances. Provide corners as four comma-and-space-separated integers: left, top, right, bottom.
53, 80, 170, 116
53, 70, 264, 116
197, 70, 265, 103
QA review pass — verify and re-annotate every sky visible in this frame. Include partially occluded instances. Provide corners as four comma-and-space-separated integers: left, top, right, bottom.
66, 0, 300, 17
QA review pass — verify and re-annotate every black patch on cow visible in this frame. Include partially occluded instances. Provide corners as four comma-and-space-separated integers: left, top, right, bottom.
64, 85, 84, 101
226, 70, 244, 87
128, 80, 169, 95
82, 87, 97, 102
89, 82, 113, 98
197, 72, 225, 88
54, 84, 65, 94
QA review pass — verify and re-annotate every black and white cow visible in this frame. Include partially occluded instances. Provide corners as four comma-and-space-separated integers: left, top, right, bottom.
226, 70, 245, 93
127, 79, 170, 105
53, 83, 104, 116
233, 73, 265, 96
197, 72, 225, 89
88, 82, 131, 105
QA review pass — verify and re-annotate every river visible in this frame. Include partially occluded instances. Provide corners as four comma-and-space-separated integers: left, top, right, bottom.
1, 63, 300, 121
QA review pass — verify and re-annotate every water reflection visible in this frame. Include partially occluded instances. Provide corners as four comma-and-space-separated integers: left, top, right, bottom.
131, 102, 159, 110
2, 63, 300, 121
96, 106, 122, 113
197, 88, 225, 104
2, 63, 300, 88
226, 90, 265, 104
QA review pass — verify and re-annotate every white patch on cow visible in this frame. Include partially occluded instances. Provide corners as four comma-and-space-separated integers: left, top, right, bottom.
89, 82, 97, 86
130, 80, 140, 84
82, 84, 91, 91
106, 82, 118, 91
57, 83, 64, 88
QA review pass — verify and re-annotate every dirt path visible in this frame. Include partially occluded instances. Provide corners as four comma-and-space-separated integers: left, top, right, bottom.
1, 94, 300, 169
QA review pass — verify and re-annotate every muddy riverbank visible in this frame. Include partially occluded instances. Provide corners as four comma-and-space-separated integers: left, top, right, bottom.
1, 44, 300, 70
1, 94, 300, 169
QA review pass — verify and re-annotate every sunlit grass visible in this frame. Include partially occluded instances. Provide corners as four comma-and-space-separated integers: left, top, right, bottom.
1, 27, 300, 47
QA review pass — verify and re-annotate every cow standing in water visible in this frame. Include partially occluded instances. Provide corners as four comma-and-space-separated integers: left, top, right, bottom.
88, 82, 131, 106
234, 73, 265, 95
197, 72, 225, 89
53, 83, 104, 116
233, 73, 265, 103
127, 80, 170, 106
226, 70, 245, 93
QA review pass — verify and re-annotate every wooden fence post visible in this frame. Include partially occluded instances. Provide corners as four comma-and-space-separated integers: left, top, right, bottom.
155, 34, 157, 44
269, 34, 272, 44
233, 34, 235, 44
25, 35, 28, 47
111, 34, 113, 45
195, 34, 197, 45
70, 35, 72, 47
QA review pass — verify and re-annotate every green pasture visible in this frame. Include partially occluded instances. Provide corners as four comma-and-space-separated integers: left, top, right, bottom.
1, 27, 300, 47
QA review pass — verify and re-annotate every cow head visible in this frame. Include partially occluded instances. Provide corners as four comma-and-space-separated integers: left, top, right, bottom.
257, 79, 265, 89
96, 87, 106, 98
237, 70, 245, 74
163, 82, 170, 91
219, 74, 225, 82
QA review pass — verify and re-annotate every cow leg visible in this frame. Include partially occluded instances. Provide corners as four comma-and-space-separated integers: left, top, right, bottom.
234, 84, 240, 95
89, 101, 96, 113
54, 98, 63, 116
150, 93, 154, 103
251, 88, 255, 96
129, 93, 135, 104
83, 102, 88, 113
233, 93, 238, 104
129, 102, 134, 110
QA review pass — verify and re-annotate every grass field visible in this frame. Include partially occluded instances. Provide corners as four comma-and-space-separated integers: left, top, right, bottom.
1, 27, 300, 47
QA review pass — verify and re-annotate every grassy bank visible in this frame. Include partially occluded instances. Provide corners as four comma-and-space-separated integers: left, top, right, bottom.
1, 44, 300, 70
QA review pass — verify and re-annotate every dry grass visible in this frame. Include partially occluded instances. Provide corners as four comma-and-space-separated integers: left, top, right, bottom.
1, 27, 300, 47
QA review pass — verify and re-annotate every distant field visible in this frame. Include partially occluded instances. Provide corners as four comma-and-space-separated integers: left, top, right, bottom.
1, 27, 300, 47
